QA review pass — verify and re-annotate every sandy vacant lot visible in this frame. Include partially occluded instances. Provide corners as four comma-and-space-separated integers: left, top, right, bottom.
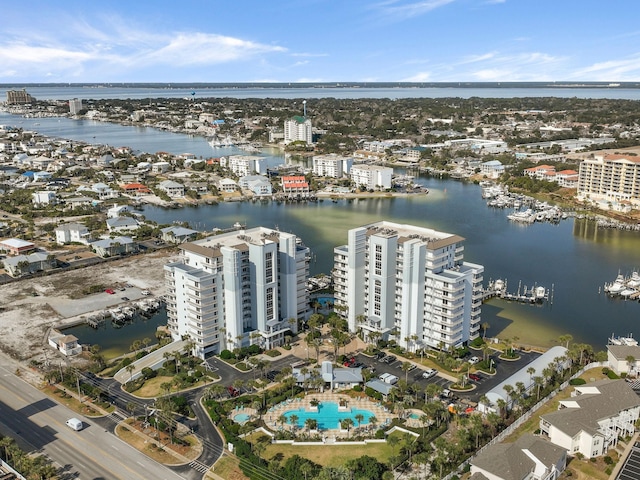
0, 251, 178, 363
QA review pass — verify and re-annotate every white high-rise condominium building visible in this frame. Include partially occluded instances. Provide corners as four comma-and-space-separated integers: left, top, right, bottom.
578, 154, 640, 207
69, 98, 83, 115
312, 154, 354, 178
351, 165, 393, 190
284, 116, 313, 145
333, 221, 483, 352
221, 155, 266, 177
165, 227, 311, 358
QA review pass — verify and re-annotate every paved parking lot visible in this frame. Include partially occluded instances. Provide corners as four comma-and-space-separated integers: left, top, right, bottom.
205, 346, 541, 403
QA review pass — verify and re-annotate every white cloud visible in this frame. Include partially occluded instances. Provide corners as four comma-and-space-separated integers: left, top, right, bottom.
571, 55, 640, 80
403, 71, 432, 81
0, 19, 288, 80
371, 0, 456, 20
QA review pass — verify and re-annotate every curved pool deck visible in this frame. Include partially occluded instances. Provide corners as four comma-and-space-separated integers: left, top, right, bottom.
265, 392, 394, 433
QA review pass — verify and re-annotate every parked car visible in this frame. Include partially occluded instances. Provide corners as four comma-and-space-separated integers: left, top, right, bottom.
377, 355, 388, 363
468, 356, 480, 365
375, 351, 386, 360
105, 288, 115, 294
383, 355, 396, 364
469, 373, 482, 381
422, 368, 437, 379
227, 386, 240, 397
407, 364, 417, 371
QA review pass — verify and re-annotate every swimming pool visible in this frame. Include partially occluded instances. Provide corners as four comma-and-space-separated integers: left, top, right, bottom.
233, 413, 251, 424
315, 296, 334, 307
283, 401, 374, 430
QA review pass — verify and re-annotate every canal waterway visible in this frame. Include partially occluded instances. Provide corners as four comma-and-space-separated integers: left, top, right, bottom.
3, 109, 640, 353
139, 178, 640, 351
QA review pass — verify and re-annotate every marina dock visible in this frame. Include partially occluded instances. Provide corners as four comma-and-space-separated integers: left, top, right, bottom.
484, 279, 552, 305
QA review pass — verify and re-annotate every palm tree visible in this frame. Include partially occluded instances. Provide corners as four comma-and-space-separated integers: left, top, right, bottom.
354, 413, 364, 429
125, 364, 135, 383
401, 361, 412, 383
277, 414, 288, 430
368, 415, 378, 431
305, 418, 318, 434
627, 355, 637, 377
289, 414, 299, 433
527, 366, 536, 384
341, 418, 354, 437
481, 321, 490, 340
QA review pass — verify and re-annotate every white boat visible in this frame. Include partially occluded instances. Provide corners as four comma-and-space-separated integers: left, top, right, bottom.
627, 272, 640, 288
605, 274, 626, 294
534, 286, 546, 300
620, 288, 637, 298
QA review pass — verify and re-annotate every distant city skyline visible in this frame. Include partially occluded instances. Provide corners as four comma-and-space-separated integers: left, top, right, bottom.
2, 0, 639, 84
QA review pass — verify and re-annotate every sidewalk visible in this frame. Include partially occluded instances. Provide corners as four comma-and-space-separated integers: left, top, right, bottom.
609, 431, 639, 479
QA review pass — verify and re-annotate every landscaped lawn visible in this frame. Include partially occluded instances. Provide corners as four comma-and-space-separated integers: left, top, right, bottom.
262, 441, 395, 468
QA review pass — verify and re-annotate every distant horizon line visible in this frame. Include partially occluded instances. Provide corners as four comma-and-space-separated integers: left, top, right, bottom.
2, 81, 639, 89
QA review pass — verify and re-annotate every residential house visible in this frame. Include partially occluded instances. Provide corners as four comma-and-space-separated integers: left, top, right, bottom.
91, 236, 138, 257
160, 226, 198, 244
4, 251, 57, 277
158, 180, 185, 198
32, 190, 57, 205
106, 216, 140, 233
96, 154, 114, 167
48, 330, 82, 356
470, 434, 566, 480
480, 160, 505, 179
218, 178, 238, 193
91, 182, 118, 200
151, 161, 171, 173
239, 175, 272, 196
107, 204, 130, 218
121, 183, 151, 196
539, 379, 640, 458
0, 238, 36, 255
55, 223, 91, 245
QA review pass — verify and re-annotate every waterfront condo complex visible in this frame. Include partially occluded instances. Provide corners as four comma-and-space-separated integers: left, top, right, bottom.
333, 221, 484, 352
577, 153, 640, 208
164, 227, 311, 358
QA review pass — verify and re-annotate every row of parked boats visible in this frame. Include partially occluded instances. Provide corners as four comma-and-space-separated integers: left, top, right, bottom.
604, 272, 640, 299
481, 183, 569, 225
85, 297, 163, 328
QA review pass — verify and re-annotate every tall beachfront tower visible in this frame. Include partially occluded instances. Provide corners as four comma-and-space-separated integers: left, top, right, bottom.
69, 98, 83, 115
284, 115, 313, 145
165, 227, 311, 359
333, 221, 484, 352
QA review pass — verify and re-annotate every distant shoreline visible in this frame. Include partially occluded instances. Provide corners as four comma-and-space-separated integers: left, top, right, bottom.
2, 81, 639, 89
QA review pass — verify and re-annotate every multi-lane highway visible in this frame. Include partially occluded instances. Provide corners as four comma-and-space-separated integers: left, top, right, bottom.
0, 362, 188, 480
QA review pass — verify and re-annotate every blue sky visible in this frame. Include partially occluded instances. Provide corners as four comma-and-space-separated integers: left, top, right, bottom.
2, 0, 639, 83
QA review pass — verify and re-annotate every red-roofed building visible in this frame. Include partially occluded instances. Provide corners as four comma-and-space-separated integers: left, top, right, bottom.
121, 183, 152, 196
524, 165, 556, 180
282, 175, 310, 198
555, 169, 579, 188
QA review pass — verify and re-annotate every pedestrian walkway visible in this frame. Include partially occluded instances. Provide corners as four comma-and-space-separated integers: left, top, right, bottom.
114, 339, 188, 384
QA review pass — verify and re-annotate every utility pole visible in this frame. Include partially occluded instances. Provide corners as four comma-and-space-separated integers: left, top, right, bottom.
76, 373, 82, 403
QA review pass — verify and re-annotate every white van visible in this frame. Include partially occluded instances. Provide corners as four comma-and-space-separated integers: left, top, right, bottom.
379, 373, 398, 385
66, 418, 83, 431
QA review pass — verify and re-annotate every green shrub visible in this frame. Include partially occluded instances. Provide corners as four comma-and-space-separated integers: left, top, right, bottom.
470, 337, 484, 347
607, 370, 620, 379
604, 456, 613, 465
569, 378, 586, 385
220, 349, 234, 360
